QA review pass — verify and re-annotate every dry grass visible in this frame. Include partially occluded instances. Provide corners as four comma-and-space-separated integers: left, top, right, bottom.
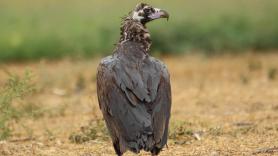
0, 52, 278, 155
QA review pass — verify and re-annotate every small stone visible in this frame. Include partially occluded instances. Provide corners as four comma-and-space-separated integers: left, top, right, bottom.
210, 151, 219, 156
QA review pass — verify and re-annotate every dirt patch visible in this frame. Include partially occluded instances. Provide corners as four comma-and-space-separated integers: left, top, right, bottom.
0, 53, 278, 155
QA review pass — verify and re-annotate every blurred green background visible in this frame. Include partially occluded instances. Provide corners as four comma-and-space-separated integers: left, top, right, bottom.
0, 0, 278, 61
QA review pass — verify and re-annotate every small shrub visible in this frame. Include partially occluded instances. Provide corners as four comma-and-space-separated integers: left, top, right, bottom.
240, 74, 249, 84
0, 71, 35, 140
75, 74, 86, 93
231, 123, 257, 137
69, 119, 109, 144
169, 121, 195, 145
20, 102, 45, 119
268, 67, 277, 80
248, 60, 262, 71
208, 126, 224, 136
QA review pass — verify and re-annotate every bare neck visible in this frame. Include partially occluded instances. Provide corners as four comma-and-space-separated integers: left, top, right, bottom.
118, 17, 152, 52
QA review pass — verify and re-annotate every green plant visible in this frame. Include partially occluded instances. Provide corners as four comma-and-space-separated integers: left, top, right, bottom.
169, 121, 195, 145
69, 119, 109, 144
0, 0, 278, 61
0, 71, 35, 140
268, 67, 277, 80
20, 102, 45, 119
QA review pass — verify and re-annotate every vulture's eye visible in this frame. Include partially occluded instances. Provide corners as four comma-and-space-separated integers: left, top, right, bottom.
144, 8, 152, 14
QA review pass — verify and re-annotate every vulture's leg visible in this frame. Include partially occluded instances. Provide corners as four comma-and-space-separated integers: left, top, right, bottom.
151, 147, 162, 156
113, 142, 122, 156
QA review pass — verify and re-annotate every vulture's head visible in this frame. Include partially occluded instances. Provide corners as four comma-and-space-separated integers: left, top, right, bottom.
131, 3, 169, 25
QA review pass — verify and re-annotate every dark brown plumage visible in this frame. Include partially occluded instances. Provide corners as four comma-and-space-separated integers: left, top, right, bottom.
97, 3, 171, 156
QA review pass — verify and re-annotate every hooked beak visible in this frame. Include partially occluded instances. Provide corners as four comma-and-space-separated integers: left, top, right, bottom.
148, 9, 169, 21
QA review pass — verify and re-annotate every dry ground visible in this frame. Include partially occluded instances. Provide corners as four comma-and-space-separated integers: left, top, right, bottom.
0, 52, 278, 156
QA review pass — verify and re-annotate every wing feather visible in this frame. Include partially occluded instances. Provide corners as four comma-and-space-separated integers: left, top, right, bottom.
97, 58, 153, 152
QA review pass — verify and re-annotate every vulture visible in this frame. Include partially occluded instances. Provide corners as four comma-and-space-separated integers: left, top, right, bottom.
97, 3, 171, 156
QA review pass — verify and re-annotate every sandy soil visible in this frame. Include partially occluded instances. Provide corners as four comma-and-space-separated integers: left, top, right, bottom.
0, 52, 278, 156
